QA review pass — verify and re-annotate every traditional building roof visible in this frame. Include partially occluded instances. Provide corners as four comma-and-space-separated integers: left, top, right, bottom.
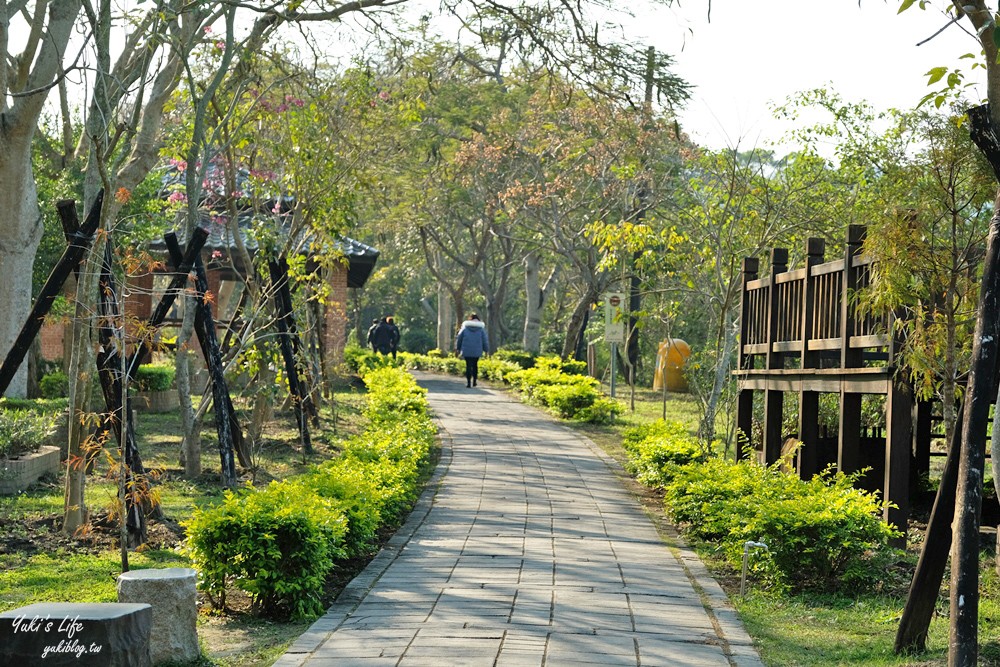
150, 164, 379, 287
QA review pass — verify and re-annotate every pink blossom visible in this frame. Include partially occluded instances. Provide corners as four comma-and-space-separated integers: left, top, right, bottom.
203, 25, 212, 34
211, 250, 223, 260
272, 202, 282, 214
168, 158, 187, 171
167, 190, 187, 204
276, 103, 289, 113
378, 91, 390, 101
215, 41, 225, 50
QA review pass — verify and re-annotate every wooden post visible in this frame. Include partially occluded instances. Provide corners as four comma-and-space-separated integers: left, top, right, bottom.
912, 400, 932, 490
838, 226, 866, 477
272, 257, 319, 426
895, 411, 963, 653
94, 238, 148, 548
268, 258, 312, 455
125, 228, 209, 380
164, 234, 245, 485
884, 381, 912, 542
736, 257, 759, 460
798, 238, 824, 479
0, 192, 104, 396
763, 248, 788, 465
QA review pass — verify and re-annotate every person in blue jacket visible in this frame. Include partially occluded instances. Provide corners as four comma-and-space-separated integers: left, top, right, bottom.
455, 313, 489, 388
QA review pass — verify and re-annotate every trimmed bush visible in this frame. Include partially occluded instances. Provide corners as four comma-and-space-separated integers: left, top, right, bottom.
535, 382, 598, 418
660, 458, 898, 592
493, 348, 536, 369
39, 371, 69, 399
184, 480, 348, 620
621, 420, 706, 487
186, 365, 437, 620
362, 366, 429, 421
134, 363, 175, 392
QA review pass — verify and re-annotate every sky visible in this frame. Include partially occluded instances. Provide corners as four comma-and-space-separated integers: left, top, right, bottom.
625, 0, 988, 150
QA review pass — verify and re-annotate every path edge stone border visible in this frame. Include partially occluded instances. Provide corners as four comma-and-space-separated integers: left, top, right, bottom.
272, 420, 454, 667
561, 423, 764, 667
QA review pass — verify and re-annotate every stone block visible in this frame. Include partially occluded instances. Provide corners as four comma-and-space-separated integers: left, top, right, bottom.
117, 567, 199, 665
0, 445, 61, 495
0, 602, 152, 666
134, 389, 179, 413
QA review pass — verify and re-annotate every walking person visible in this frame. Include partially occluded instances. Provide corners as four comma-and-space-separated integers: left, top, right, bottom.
456, 313, 489, 388
372, 316, 396, 357
385, 316, 401, 360
366, 318, 380, 352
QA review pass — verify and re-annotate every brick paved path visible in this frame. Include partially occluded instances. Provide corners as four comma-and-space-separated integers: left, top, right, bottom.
274, 373, 762, 666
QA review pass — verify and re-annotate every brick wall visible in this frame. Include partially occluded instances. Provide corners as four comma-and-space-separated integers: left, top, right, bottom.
323, 265, 349, 373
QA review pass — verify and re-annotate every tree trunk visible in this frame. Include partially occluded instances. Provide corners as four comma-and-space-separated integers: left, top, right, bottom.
0, 133, 43, 398
699, 317, 738, 444
176, 294, 202, 478
62, 247, 101, 535
562, 290, 597, 360
523, 253, 542, 353
436, 282, 453, 352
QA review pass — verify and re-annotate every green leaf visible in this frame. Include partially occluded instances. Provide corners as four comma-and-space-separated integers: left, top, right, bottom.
993, 26, 1000, 50
925, 67, 947, 85
897, 0, 916, 13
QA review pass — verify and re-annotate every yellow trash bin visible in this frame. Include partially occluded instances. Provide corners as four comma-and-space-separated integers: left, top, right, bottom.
653, 339, 691, 393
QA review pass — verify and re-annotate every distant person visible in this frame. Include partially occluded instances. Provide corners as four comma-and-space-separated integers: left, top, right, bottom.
372, 316, 397, 357
385, 316, 401, 360
455, 313, 489, 388
366, 318, 380, 352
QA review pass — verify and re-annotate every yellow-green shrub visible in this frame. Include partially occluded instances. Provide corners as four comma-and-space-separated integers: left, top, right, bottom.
661, 459, 899, 592
184, 481, 347, 620
621, 420, 706, 487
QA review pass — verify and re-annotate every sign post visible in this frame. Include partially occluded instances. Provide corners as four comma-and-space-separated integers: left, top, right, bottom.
605, 292, 625, 398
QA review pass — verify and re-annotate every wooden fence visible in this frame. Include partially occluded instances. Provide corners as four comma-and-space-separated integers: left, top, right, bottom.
733, 225, 930, 536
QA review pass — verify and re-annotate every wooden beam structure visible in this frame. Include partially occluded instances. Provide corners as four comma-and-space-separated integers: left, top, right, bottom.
732, 228, 915, 537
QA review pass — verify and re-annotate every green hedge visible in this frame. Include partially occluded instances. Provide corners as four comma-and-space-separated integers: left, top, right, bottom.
659, 457, 899, 592
342, 345, 621, 423
621, 420, 707, 488
39, 371, 69, 399
134, 363, 175, 392
184, 366, 436, 620
185, 480, 347, 619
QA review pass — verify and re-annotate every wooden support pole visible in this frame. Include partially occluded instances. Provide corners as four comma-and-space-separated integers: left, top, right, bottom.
763, 249, 788, 464
272, 257, 319, 426
798, 391, 820, 478
0, 192, 104, 396
164, 235, 245, 484
895, 411, 963, 653
268, 258, 312, 455
125, 227, 209, 381
912, 400, 933, 488
841, 225, 866, 369
798, 238, 825, 479
838, 392, 862, 475
736, 389, 753, 461
736, 257, 760, 462
885, 381, 912, 543
94, 239, 148, 547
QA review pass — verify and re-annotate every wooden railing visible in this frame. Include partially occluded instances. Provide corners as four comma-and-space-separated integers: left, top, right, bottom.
738, 225, 891, 371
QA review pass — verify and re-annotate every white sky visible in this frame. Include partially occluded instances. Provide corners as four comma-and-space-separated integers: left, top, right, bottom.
627, 0, 988, 150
